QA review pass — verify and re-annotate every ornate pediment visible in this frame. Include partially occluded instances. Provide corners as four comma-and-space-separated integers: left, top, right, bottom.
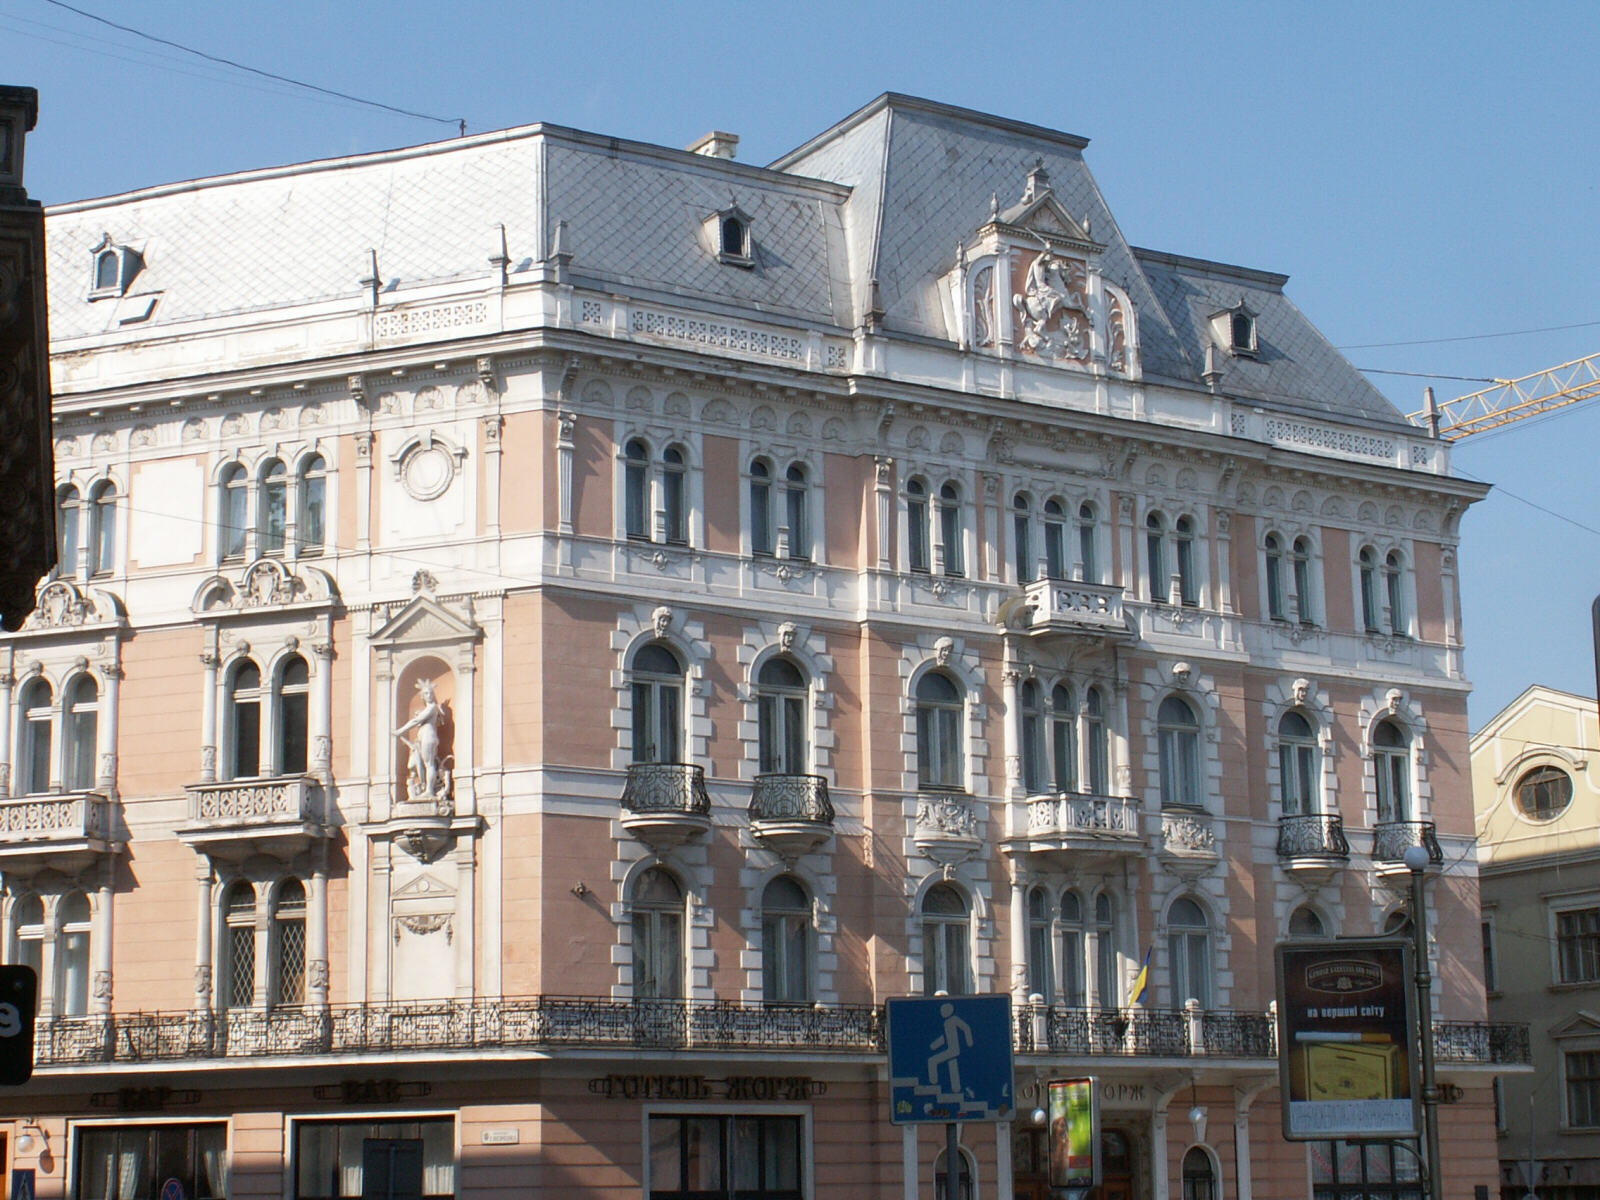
1551, 1010, 1600, 1040
369, 592, 481, 649
15, 579, 125, 633
193, 558, 337, 615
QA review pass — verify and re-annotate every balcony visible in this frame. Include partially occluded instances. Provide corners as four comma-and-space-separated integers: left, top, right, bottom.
1156, 807, 1221, 879
913, 792, 982, 865
1004, 791, 1141, 868
1018, 578, 1130, 640
0, 792, 115, 875
748, 774, 834, 862
1276, 813, 1350, 884
179, 776, 327, 862
1372, 820, 1444, 868
620, 763, 711, 852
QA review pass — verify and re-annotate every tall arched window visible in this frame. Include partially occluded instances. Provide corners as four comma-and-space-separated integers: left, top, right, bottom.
64, 675, 99, 792
277, 656, 310, 775
1094, 892, 1119, 1006
784, 464, 810, 560
228, 661, 263, 779
1077, 503, 1098, 583
1265, 533, 1286, 621
57, 485, 81, 574
624, 440, 650, 540
19, 677, 53, 795
1043, 499, 1066, 580
57, 892, 91, 1016
749, 459, 773, 556
1059, 891, 1086, 1006
632, 867, 684, 999
661, 446, 687, 545
631, 644, 684, 765
259, 459, 287, 556
921, 883, 971, 996
1158, 696, 1202, 808
938, 483, 964, 577
1167, 897, 1212, 1007
1013, 494, 1034, 583
272, 879, 306, 1006
1146, 512, 1167, 602
219, 463, 249, 561
1278, 711, 1319, 816
756, 657, 807, 775
1373, 720, 1410, 823
761, 875, 812, 1004
1359, 546, 1381, 632
13, 896, 44, 979
1027, 886, 1053, 1003
916, 673, 964, 790
907, 478, 930, 573
223, 881, 257, 1009
1020, 680, 1046, 794
297, 455, 326, 555
1182, 1148, 1217, 1200
1174, 515, 1198, 606
1292, 536, 1315, 624
1384, 551, 1406, 636
88, 481, 116, 575
1085, 687, 1109, 795
1050, 684, 1077, 792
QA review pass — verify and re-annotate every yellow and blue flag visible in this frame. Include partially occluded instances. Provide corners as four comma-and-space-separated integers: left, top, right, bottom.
1128, 945, 1153, 1005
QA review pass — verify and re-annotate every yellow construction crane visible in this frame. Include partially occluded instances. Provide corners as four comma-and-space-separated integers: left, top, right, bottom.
1406, 351, 1600, 441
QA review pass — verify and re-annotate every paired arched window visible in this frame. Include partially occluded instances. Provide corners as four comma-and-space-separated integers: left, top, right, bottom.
624, 440, 650, 540
1359, 546, 1381, 632
57, 486, 81, 572
1043, 499, 1066, 580
1167, 897, 1212, 1008
219, 463, 249, 561
64, 675, 99, 792
1278, 711, 1319, 816
1026, 886, 1053, 1002
1384, 550, 1406, 636
1013, 494, 1034, 583
921, 883, 972, 996
632, 867, 684, 999
1085, 687, 1109, 795
88, 481, 117, 575
906, 478, 930, 573
761, 875, 812, 1004
1292, 536, 1314, 624
1050, 684, 1076, 793
225, 655, 310, 780
630, 644, 684, 765
56, 891, 91, 1017
18, 677, 54, 795
1020, 680, 1046, 794
1023, 887, 1121, 1009
1373, 719, 1411, 823
220, 877, 306, 1010
1265, 534, 1286, 620
756, 657, 808, 775
1158, 696, 1202, 808
915, 673, 964, 790
749, 459, 811, 560
1077, 502, 1099, 583
938, 483, 964, 577
624, 441, 690, 546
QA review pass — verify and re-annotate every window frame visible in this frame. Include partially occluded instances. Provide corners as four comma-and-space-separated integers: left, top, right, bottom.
1554, 903, 1600, 986
1264, 533, 1286, 621
1019, 679, 1046, 795
937, 482, 965, 578
1291, 535, 1315, 625
1043, 499, 1066, 581
1157, 695, 1203, 809
1076, 502, 1098, 584
1049, 683, 1077, 793
631, 867, 686, 1000
18, 675, 54, 795
1514, 764, 1573, 820
1565, 1047, 1600, 1129
297, 454, 327, 556
906, 478, 931, 574
1026, 886, 1053, 1003
88, 480, 117, 576
749, 458, 774, 557
630, 643, 686, 766
1166, 897, 1212, 1009
760, 875, 813, 1005
755, 657, 808, 776
1012, 493, 1034, 583
1372, 719, 1411, 823
1174, 514, 1198, 607
1358, 546, 1381, 632
219, 462, 250, 562
920, 882, 973, 997
915, 672, 965, 791
1145, 511, 1167, 602
1277, 710, 1320, 817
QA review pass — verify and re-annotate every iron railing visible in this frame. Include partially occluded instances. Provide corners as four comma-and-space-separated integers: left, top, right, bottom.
1276, 813, 1351, 860
30, 998, 1529, 1068
1373, 820, 1444, 865
620, 764, 710, 816
749, 775, 834, 825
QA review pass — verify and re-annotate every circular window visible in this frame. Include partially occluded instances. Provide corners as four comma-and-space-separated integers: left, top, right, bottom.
1514, 765, 1572, 820
400, 444, 457, 501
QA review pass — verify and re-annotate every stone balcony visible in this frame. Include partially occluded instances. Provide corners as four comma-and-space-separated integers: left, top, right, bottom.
620, 763, 711, 852
1004, 791, 1141, 868
748, 774, 834, 862
1018, 578, 1131, 639
0, 792, 116, 875
179, 776, 328, 862
1276, 813, 1350, 884
1156, 807, 1221, 879
913, 791, 982, 865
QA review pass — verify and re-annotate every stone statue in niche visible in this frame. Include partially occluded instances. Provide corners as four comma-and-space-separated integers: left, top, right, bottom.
1012, 250, 1089, 360
394, 677, 453, 805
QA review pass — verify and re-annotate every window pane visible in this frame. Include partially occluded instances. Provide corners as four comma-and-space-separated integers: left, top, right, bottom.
300, 463, 326, 553
786, 482, 809, 560
650, 1118, 682, 1193
751, 477, 772, 555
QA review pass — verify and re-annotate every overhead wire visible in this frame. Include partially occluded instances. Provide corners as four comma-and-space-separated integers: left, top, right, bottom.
1338, 317, 1600, 351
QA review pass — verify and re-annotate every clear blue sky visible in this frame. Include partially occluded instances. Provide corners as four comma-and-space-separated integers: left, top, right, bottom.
6, 0, 1598, 729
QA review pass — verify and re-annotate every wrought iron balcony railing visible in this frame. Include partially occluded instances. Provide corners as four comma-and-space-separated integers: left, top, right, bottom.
1373, 819, 1444, 865
620, 763, 711, 816
28, 998, 1530, 1069
749, 775, 834, 825
1276, 813, 1351, 860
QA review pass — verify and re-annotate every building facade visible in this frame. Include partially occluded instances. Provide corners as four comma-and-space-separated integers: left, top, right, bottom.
1472, 686, 1600, 1200
0, 94, 1520, 1199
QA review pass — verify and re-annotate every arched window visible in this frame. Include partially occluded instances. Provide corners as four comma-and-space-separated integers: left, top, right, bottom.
95, 249, 119, 292
1050, 684, 1077, 793
223, 881, 257, 1009
1085, 687, 1109, 795
938, 483, 964, 577
1175, 515, 1198, 606
1077, 502, 1098, 583
916, 673, 964, 790
749, 459, 773, 556
935, 1147, 975, 1200
219, 463, 249, 561
1373, 720, 1410, 823
19, 677, 53, 795
64, 675, 99, 792
88, 481, 116, 575
761, 875, 812, 1004
1289, 906, 1326, 938
921, 883, 971, 996
56, 485, 81, 573
624, 440, 650, 540
1182, 1147, 1217, 1200
632, 868, 684, 999
1020, 680, 1046, 794
720, 216, 745, 257
1027, 886, 1053, 1003
1359, 546, 1381, 632
1013, 494, 1034, 583
1059, 891, 1086, 1005
1292, 536, 1314, 624
259, 459, 287, 556
1265, 533, 1286, 621
661, 446, 687, 545
1095, 892, 1119, 1006
1278, 711, 1319, 816
1146, 512, 1167, 602
784, 464, 810, 561
228, 662, 263, 779
13, 896, 44, 978
631, 644, 684, 765
1043, 499, 1066, 580
1384, 551, 1406, 636
272, 879, 306, 1006
757, 657, 807, 775
56, 892, 91, 1017
1158, 696, 1202, 809
297, 455, 326, 555
1167, 897, 1212, 1008
277, 656, 310, 775
907, 478, 930, 573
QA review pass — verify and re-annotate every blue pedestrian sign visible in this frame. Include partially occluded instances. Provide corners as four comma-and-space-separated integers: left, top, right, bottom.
887, 995, 1014, 1124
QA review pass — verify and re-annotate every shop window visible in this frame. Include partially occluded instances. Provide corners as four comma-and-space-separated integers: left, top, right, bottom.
756, 657, 807, 776
921, 883, 972, 996
631, 644, 685, 765
295, 1118, 455, 1200
1310, 1138, 1420, 1200
76, 1123, 227, 1200
915, 672, 964, 790
761, 875, 812, 1004
632, 868, 685, 1000
647, 1114, 801, 1200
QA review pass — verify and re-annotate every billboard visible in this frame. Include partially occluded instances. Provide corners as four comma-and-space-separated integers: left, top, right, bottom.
1047, 1078, 1100, 1190
1275, 939, 1418, 1140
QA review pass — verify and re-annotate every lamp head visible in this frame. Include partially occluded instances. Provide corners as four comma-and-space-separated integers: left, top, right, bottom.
1402, 845, 1430, 873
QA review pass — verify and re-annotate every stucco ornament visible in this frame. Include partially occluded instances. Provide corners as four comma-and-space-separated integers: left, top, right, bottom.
652, 606, 673, 639
934, 636, 954, 668
1292, 677, 1311, 704
1012, 250, 1088, 359
394, 678, 452, 802
778, 622, 797, 652
1385, 687, 1403, 716
1171, 661, 1192, 683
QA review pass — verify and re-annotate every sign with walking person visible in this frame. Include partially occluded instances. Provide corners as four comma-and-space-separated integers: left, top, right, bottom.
886, 995, 1014, 1124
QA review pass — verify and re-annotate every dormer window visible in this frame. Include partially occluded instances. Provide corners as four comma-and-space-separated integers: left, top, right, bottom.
1209, 298, 1259, 359
88, 233, 143, 299
703, 205, 754, 268
1231, 312, 1254, 351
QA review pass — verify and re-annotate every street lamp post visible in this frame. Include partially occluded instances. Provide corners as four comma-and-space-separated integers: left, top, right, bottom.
1404, 843, 1443, 1200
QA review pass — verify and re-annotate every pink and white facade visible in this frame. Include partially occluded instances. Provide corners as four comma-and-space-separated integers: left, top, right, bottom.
0, 94, 1517, 1199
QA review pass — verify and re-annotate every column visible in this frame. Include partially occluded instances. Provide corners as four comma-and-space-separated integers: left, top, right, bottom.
193, 860, 213, 1010
1233, 1082, 1272, 1200
874, 456, 894, 571
0, 663, 14, 798
199, 648, 220, 783
1215, 509, 1235, 614
97, 662, 121, 791
309, 841, 329, 1008
555, 411, 574, 569
485, 414, 506, 538
372, 842, 393, 1001
312, 636, 334, 787
1111, 678, 1132, 797
1001, 664, 1023, 800
1152, 1106, 1170, 1200
453, 839, 476, 1000
1009, 869, 1028, 1003
91, 857, 114, 1016
354, 430, 374, 553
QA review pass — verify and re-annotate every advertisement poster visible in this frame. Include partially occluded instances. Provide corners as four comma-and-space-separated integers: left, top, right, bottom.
1275, 939, 1418, 1140
1047, 1077, 1099, 1189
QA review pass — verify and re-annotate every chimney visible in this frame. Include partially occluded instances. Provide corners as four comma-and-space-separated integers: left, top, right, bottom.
686, 131, 740, 160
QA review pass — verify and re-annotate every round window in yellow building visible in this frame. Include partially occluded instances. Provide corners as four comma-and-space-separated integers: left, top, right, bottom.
1514, 765, 1572, 820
